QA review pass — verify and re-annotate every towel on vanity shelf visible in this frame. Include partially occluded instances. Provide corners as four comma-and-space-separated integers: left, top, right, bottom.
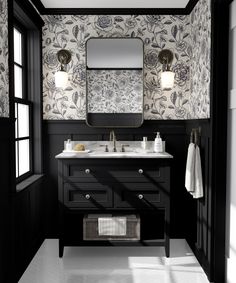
185, 143, 196, 192
191, 145, 203, 199
98, 217, 127, 236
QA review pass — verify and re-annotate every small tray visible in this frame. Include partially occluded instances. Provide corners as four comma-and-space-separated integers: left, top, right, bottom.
63, 149, 90, 153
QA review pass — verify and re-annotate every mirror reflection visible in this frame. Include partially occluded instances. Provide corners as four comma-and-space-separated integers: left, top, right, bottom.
86, 38, 144, 127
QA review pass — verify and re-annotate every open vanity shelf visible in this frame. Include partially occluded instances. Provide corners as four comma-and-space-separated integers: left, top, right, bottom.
57, 156, 172, 257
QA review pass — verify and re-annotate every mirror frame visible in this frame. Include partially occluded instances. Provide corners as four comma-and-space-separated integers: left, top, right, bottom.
85, 37, 144, 128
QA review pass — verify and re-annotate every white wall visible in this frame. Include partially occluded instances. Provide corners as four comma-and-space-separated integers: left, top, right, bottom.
226, 1, 236, 282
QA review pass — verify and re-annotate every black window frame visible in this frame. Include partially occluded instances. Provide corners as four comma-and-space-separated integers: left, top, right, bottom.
13, 23, 34, 183
11, 0, 44, 186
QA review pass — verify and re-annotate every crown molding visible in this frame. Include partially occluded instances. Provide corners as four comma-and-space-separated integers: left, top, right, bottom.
29, 0, 199, 15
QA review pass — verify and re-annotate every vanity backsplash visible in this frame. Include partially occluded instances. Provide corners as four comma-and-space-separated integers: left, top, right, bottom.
42, 0, 211, 120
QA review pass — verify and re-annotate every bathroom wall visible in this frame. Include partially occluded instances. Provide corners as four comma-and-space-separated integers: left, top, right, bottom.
42, 1, 211, 121
42, 15, 193, 120
226, 1, 236, 282
0, 0, 9, 117
190, 0, 211, 119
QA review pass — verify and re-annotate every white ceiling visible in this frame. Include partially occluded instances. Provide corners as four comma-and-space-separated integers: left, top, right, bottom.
40, 0, 189, 9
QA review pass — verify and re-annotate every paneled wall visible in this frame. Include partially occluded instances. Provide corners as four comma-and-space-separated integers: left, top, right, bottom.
185, 120, 212, 277
0, 119, 13, 283
43, 120, 199, 239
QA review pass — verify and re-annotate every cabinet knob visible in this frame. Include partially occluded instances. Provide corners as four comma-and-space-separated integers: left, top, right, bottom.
138, 194, 144, 199
85, 194, 91, 199
85, 169, 90, 174
138, 169, 143, 174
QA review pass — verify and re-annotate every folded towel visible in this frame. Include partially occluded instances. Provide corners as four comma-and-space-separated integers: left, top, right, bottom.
185, 143, 196, 192
191, 145, 203, 199
98, 217, 127, 236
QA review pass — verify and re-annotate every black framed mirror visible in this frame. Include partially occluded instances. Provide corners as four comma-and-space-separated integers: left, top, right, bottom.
86, 38, 144, 128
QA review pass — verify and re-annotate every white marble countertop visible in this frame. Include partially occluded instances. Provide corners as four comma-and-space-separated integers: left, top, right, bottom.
55, 141, 173, 159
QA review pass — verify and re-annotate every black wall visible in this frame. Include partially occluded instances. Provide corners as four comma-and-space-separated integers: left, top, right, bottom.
43, 120, 207, 242
0, 119, 14, 283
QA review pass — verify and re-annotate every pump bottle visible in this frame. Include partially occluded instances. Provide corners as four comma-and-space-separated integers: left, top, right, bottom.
154, 132, 163, 153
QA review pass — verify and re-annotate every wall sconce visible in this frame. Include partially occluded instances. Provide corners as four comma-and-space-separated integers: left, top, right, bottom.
55, 49, 72, 89
158, 49, 175, 91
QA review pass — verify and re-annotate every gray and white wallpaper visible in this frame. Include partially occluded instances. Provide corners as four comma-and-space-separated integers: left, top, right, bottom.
87, 69, 143, 113
190, 0, 211, 118
42, 0, 211, 120
0, 0, 9, 118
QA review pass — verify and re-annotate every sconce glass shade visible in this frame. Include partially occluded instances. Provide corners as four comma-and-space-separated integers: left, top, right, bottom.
161, 71, 175, 91
55, 70, 68, 89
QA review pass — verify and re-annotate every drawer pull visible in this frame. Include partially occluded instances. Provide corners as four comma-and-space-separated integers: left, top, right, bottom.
85, 194, 91, 199
85, 169, 90, 174
138, 194, 144, 199
138, 169, 143, 174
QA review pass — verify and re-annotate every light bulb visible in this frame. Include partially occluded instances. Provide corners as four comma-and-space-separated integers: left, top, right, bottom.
55, 70, 68, 89
161, 71, 175, 91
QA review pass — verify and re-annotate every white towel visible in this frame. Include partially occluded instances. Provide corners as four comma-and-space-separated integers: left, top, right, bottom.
98, 217, 127, 236
191, 145, 204, 199
185, 143, 196, 192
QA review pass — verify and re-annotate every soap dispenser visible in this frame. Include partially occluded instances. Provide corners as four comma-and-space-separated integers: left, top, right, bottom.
65, 139, 72, 151
154, 132, 163, 153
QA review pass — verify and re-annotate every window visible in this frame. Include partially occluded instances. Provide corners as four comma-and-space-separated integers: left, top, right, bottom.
14, 26, 32, 181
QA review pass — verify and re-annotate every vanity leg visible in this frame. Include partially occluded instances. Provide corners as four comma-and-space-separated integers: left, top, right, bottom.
59, 239, 64, 258
165, 207, 170, 258
165, 242, 170, 258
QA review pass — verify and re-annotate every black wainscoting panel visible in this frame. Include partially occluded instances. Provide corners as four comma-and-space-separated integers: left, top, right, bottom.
43, 120, 190, 239
14, 178, 45, 283
185, 120, 211, 278
0, 118, 14, 283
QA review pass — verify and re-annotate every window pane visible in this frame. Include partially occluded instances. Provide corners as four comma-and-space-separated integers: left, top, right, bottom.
14, 28, 22, 65
14, 65, 23, 98
15, 142, 19, 178
18, 104, 29, 138
15, 103, 18, 138
19, 139, 30, 176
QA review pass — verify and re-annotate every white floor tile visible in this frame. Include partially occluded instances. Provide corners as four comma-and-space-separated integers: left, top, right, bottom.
18, 239, 210, 283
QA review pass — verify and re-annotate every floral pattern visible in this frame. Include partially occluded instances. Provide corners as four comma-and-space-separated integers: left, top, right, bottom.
189, 0, 211, 119
0, 0, 9, 117
42, 5, 211, 120
87, 70, 143, 113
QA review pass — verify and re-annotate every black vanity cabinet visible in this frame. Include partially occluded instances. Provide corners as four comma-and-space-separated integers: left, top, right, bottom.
57, 158, 171, 257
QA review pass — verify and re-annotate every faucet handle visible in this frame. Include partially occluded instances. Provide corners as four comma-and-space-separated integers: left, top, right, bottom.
100, 144, 109, 152
121, 144, 130, 152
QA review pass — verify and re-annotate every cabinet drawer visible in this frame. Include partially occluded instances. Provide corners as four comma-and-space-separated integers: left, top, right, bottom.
115, 183, 167, 209
64, 183, 113, 208
108, 166, 165, 182
62, 161, 167, 183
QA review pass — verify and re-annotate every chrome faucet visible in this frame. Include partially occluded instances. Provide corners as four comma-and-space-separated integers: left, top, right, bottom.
109, 130, 117, 152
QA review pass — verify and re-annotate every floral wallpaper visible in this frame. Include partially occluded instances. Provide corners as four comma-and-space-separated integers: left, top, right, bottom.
42, 2, 211, 120
189, 0, 211, 119
87, 69, 143, 113
42, 14, 192, 120
0, 0, 9, 118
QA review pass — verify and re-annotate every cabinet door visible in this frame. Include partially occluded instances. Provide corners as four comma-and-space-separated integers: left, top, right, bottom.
114, 182, 168, 209
64, 183, 113, 208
